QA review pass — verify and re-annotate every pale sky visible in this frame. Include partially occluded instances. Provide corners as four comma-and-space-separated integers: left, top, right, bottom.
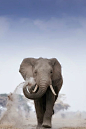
0, 0, 86, 111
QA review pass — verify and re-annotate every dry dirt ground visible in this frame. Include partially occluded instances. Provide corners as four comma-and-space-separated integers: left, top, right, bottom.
0, 117, 86, 129
0, 125, 86, 129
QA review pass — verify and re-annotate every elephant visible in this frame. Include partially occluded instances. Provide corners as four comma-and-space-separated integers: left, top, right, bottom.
19, 57, 63, 129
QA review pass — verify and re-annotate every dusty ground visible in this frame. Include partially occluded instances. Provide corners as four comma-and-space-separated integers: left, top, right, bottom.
60, 128, 86, 129
0, 125, 86, 129
0, 116, 86, 129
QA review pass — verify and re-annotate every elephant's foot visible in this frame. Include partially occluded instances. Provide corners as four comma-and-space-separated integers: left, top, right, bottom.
36, 124, 42, 129
42, 119, 51, 128
40, 127, 50, 129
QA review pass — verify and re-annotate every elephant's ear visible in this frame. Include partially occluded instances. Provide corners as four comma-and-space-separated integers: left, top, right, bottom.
50, 58, 63, 91
19, 58, 36, 80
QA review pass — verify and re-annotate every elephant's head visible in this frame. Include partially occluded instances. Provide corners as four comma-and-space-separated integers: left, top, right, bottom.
19, 58, 62, 100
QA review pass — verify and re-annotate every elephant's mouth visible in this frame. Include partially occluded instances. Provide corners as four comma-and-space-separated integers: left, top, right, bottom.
27, 84, 56, 96
26, 84, 39, 93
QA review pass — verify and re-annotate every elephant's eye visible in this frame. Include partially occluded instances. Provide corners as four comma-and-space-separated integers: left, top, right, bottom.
34, 71, 37, 74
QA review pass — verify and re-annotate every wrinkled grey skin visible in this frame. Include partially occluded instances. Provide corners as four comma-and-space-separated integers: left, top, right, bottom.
19, 58, 63, 129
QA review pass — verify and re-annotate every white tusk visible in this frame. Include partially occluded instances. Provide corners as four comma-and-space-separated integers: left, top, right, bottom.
33, 85, 38, 93
50, 85, 57, 96
26, 86, 30, 93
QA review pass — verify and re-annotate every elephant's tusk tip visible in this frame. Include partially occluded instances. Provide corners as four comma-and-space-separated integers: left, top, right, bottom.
32, 85, 38, 93
50, 85, 57, 96
26, 86, 30, 93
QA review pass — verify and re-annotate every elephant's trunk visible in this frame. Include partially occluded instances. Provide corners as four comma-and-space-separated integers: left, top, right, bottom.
23, 84, 48, 100
23, 77, 49, 100
23, 74, 57, 100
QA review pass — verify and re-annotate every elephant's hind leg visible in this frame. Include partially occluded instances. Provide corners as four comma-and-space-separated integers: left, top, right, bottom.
34, 97, 45, 129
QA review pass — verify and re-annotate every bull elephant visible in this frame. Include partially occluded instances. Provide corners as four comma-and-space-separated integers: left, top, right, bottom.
19, 57, 63, 129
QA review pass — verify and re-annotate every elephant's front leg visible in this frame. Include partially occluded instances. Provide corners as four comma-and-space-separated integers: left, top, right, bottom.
34, 98, 45, 129
42, 87, 55, 128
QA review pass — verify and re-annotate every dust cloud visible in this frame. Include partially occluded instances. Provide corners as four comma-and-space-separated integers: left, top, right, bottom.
0, 82, 36, 129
